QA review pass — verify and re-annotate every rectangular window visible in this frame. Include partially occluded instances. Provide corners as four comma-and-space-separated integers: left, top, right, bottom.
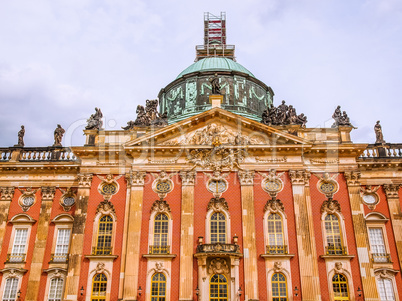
3, 278, 19, 301
377, 278, 395, 301
54, 229, 71, 262
10, 229, 28, 262
369, 228, 389, 262
48, 278, 64, 301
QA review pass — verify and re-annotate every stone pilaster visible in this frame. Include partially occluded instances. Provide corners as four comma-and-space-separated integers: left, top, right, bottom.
64, 174, 93, 301
289, 170, 321, 301
383, 184, 402, 270
238, 170, 259, 301
0, 187, 14, 251
121, 171, 146, 301
179, 171, 196, 301
26, 186, 56, 301
344, 171, 379, 300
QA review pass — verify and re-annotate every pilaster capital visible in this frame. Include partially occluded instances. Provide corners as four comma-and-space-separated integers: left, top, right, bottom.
344, 171, 361, 186
41, 186, 56, 201
383, 184, 401, 199
238, 170, 255, 186
289, 170, 311, 186
126, 171, 146, 187
77, 173, 93, 188
179, 170, 196, 186
0, 187, 15, 201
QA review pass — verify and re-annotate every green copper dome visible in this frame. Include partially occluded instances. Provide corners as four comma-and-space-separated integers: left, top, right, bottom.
176, 57, 255, 79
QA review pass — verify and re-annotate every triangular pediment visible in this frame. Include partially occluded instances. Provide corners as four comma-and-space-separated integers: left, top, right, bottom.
124, 108, 311, 148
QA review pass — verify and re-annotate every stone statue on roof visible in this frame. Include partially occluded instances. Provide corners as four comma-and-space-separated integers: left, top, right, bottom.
53, 124, 65, 147
374, 120, 385, 144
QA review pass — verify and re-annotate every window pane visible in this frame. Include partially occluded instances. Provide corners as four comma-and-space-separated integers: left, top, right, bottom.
3, 278, 19, 301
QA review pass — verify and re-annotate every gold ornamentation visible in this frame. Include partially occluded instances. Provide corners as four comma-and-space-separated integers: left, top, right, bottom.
0, 187, 14, 201
208, 258, 229, 275
59, 188, 77, 211
309, 158, 340, 165
259, 170, 284, 197
334, 262, 343, 274
263, 199, 285, 213
238, 170, 255, 186
179, 171, 196, 186
150, 199, 171, 214
77, 174, 93, 187
383, 184, 400, 199
41, 186, 56, 201
344, 171, 361, 186
18, 187, 38, 212
207, 197, 229, 212
360, 186, 380, 210
317, 173, 339, 198
273, 261, 283, 272
289, 170, 311, 185
187, 147, 246, 171
320, 199, 341, 214
205, 171, 229, 198
126, 171, 146, 187
255, 156, 287, 163
95, 262, 106, 274
151, 171, 175, 199
96, 200, 116, 216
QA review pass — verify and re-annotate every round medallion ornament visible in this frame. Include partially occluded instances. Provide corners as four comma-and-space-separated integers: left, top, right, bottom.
207, 180, 228, 195
317, 175, 339, 198
362, 194, 377, 204
100, 183, 118, 195
262, 178, 284, 195
63, 197, 75, 207
155, 181, 173, 194
22, 196, 35, 207
319, 182, 337, 194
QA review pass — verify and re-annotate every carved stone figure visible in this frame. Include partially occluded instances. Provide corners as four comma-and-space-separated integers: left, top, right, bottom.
374, 120, 385, 144
209, 73, 221, 95
208, 258, 229, 275
53, 124, 65, 146
261, 101, 307, 127
16, 125, 25, 147
331, 106, 353, 127
187, 147, 246, 172
85, 107, 103, 130
123, 99, 168, 129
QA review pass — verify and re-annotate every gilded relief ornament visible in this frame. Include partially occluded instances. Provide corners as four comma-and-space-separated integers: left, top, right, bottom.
360, 186, 380, 210
208, 258, 229, 275
263, 198, 285, 213
258, 170, 284, 198
320, 198, 341, 215
205, 171, 229, 198
317, 173, 339, 198
18, 187, 38, 212
59, 188, 77, 211
207, 197, 229, 212
96, 199, 116, 216
97, 174, 121, 200
273, 261, 283, 272
150, 199, 171, 214
151, 171, 175, 200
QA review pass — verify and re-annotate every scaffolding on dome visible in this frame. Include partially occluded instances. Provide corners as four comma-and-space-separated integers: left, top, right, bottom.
195, 12, 236, 62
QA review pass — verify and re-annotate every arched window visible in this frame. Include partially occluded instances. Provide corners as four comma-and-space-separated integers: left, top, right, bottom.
152, 214, 169, 254
2, 278, 19, 301
210, 274, 228, 301
91, 273, 107, 301
267, 213, 285, 254
95, 216, 113, 255
48, 278, 64, 301
332, 274, 349, 301
272, 273, 287, 301
211, 212, 226, 244
325, 214, 343, 255
151, 273, 166, 301
377, 278, 395, 301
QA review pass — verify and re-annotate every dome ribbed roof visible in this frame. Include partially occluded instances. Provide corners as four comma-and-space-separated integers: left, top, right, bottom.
176, 57, 255, 79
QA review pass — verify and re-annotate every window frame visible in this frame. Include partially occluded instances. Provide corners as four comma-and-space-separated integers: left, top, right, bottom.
205, 208, 231, 244
263, 210, 289, 254
365, 212, 392, 264
151, 272, 167, 301
2, 277, 19, 301
321, 211, 348, 255
209, 274, 228, 301
271, 272, 288, 301
50, 214, 74, 263
375, 270, 400, 301
91, 211, 117, 256
7, 213, 35, 263
148, 210, 173, 254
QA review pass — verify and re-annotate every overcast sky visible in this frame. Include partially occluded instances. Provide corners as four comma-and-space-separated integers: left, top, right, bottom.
0, 0, 401, 147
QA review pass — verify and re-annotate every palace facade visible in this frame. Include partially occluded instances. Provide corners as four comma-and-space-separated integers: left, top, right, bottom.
0, 12, 401, 301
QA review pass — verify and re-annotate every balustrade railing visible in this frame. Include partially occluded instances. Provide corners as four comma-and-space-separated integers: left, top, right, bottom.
92, 246, 113, 256
0, 148, 13, 161
19, 147, 77, 161
360, 144, 402, 159
50, 253, 68, 263
196, 243, 240, 253
6, 253, 26, 263
325, 245, 347, 256
266, 245, 288, 255
149, 245, 170, 254
372, 253, 391, 263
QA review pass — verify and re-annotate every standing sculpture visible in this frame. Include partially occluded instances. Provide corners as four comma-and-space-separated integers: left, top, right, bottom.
53, 124, 65, 146
16, 125, 25, 147
374, 120, 385, 144
261, 100, 307, 127
331, 106, 353, 127
209, 73, 221, 95
85, 107, 103, 130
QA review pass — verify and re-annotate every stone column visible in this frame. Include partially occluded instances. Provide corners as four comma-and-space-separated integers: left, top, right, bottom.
0, 187, 14, 250
289, 170, 321, 301
383, 184, 402, 269
121, 171, 146, 301
344, 171, 379, 300
26, 186, 56, 301
64, 174, 93, 301
238, 170, 259, 301
179, 171, 196, 301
